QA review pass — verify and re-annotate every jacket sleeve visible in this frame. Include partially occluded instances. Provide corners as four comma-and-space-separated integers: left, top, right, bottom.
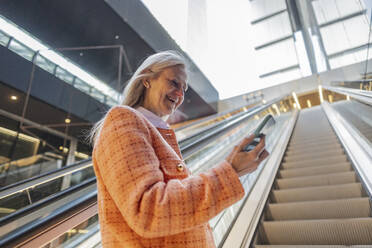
93, 106, 245, 238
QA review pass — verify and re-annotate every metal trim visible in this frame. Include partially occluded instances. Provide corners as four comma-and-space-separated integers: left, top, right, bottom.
328, 42, 372, 60
319, 10, 367, 28
254, 34, 293, 50
251, 9, 287, 25
259, 64, 299, 78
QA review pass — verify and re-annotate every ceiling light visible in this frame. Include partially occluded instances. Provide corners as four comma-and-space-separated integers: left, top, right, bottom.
59, 146, 63, 150
318, 85, 324, 103
307, 99, 312, 108
292, 92, 301, 110
328, 94, 333, 103
115, 35, 119, 39
272, 104, 281, 116
10, 95, 17, 100
65, 118, 71, 124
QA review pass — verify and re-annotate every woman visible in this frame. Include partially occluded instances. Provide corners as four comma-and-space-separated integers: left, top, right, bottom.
91, 51, 268, 248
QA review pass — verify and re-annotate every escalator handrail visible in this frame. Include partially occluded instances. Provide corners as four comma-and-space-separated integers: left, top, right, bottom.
0, 158, 92, 200
0, 187, 97, 247
175, 100, 261, 132
0, 177, 96, 227
180, 96, 287, 152
177, 104, 262, 143
0, 95, 289, 247
323, 85, 372, 105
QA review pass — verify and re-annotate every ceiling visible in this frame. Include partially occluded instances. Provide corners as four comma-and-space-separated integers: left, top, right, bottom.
0, 0, 217, 120
0, 0, 154, 89
0, 0, 219, 160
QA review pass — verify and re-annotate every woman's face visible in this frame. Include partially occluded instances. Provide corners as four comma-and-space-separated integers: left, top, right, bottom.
142, 66, 187, 117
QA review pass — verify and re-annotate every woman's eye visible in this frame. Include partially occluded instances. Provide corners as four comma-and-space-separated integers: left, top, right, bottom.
170, 80, 187, 93
170, 80, 178, 88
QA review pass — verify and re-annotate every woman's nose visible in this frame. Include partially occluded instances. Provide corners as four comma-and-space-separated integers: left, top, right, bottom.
174, 89, 184, 97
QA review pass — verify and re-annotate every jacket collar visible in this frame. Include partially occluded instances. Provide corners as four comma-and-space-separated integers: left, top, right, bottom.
136, 106, 170, 130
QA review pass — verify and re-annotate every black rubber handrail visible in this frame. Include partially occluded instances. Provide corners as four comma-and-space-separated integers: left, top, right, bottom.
0, 177, 96, 227
0, 158, 91, 192
0, 187, 97, 247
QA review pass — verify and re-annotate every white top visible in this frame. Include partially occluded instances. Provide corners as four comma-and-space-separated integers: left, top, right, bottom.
136, 106, 170, 129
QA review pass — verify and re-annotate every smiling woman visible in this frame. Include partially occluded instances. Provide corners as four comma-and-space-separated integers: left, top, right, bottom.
142, 65, 187, 117
89, 50, 268, 248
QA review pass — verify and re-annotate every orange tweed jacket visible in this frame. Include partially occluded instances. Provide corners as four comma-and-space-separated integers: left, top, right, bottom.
93, 106, 245, 248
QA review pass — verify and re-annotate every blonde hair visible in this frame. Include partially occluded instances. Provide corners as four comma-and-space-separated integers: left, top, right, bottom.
88, 50, 187, 145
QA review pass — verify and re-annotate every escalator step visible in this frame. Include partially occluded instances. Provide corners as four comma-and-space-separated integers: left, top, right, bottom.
284, 149, 344, 163
272, 183, 364, 203
266, 198, 371, 220
287, 142, 341, 152
276, 171, 357, 189
289, 137, 338, 146
281, 160, 350, 170
260, 218, 372, 245
283, 153, 346, 165
286, 146, 342, 156
279, 163, 351, 178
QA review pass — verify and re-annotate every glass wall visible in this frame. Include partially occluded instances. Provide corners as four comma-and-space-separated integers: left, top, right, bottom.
312, 0, 372, 69
250, 0, 309, 87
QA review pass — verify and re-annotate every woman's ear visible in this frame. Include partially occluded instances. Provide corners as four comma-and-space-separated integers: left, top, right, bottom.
143, 81, 150, 88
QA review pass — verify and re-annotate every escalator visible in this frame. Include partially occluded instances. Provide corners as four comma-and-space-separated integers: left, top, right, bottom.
254, 106, 372, 246
0, 96, 289, 247
3, 91, 371, 247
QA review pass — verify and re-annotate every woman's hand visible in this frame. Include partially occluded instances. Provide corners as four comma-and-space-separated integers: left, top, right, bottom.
226, 134, 269, 177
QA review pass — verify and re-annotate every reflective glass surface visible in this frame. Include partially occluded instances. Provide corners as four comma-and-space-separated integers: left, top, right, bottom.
73, 78, 92, 94
0, 15, 118, 107
55, 67, 74, 84
35, 54, 56, 74
0, 30, 10, 46
312, 0, 371, 69
0, 156, 63, 187
331, 99, 372, 143
8, 39, 34, 61
0, 163, 94, 220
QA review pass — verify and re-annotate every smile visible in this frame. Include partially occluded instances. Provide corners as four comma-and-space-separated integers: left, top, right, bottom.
166, 95, 177, 103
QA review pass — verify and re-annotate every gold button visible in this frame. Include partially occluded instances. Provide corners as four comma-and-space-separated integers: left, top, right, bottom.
177, 163, 184, 172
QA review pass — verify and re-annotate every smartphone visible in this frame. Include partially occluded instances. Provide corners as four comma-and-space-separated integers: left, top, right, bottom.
243, 114, 275, 152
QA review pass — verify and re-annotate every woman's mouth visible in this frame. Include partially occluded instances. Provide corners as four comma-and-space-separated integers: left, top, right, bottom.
166, 95, 177, 104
